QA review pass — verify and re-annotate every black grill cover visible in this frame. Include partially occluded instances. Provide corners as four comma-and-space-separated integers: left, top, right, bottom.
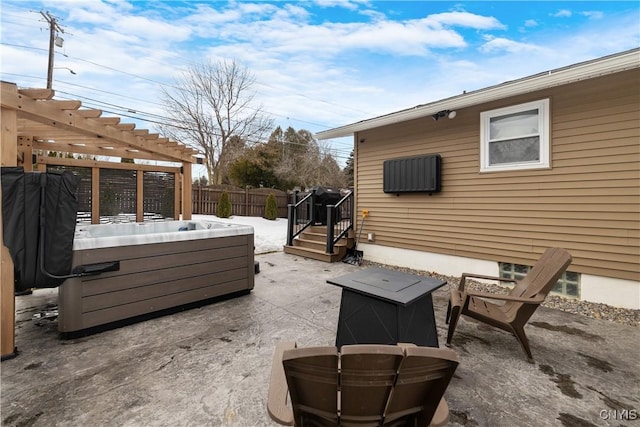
313, 186, 342, 225
1, 167, 79, 291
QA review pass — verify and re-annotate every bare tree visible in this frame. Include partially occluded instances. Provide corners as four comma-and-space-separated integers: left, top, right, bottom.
267, 126, 347, 189
161, 59, 273, 184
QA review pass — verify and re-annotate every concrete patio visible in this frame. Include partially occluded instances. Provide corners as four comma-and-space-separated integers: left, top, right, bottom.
1, 251, 638, 426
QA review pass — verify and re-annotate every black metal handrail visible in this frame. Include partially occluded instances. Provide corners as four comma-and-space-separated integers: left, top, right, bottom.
286, 189, 354, 256
326, 190, 353, 254
286, 190, 315, 246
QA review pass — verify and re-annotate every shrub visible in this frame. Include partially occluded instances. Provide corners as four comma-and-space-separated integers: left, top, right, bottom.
264, 193, 278, 220
217, 191, 232, 218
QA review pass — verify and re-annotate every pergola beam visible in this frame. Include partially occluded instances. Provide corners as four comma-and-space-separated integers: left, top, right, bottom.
77, 109, 103, 118
2, 83, 198, 163
31, 140, 182, 162
18, 88, 54, 100
37, 155, 181, 173
50, 100, 82, 110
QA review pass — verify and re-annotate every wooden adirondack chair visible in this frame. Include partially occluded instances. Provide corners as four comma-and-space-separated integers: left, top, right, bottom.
445, 247, 572, 363
267, 342, 459, 426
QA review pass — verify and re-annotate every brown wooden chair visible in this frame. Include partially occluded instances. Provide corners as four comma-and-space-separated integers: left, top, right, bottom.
445, 247, 572, 363
267, 342, 459, 426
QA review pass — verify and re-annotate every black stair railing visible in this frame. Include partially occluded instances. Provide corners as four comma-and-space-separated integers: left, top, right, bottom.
286, 190, 316, 246
287, 189, 354, 256
326, 190, 353, 254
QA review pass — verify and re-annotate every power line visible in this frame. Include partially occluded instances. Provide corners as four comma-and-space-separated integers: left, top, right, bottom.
0, 8, 358, 167
1, 69, 353, 160
0, 4, 372, 121
0, 42, 48, 53
1, 11, 41, 22
51, 90, 353, 160
0, 40, 363, 134
65, 53, 361, 130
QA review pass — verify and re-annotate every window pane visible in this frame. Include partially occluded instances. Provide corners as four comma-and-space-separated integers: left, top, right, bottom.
552, 282, 564, 293
566, 282, 579, 297
489, 109, 539, 139
489, 136, 540, 165
515, 264, 529, 274
566, 271, 579, 282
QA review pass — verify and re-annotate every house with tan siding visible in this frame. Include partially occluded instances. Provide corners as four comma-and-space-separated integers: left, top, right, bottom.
316, 49, 639, 310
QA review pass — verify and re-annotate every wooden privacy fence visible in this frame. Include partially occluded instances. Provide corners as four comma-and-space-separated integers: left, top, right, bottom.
192, 185, 289, 218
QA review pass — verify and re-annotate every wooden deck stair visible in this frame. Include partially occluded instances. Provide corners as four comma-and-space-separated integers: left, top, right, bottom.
284, 226, 354, 263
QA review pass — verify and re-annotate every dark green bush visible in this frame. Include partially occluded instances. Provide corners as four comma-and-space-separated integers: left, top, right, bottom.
217, 191, 232, 218
264, 193, 278, 220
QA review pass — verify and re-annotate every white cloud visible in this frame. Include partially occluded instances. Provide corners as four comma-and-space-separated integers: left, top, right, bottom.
582, 11, 604, 20
524, 19, 538, 28
280, 4, 311, 20
552, 9, 573, 18
425, 11, 506, 30
479, 36, 546, 54
359, 8, 387, 22
314, 0, 370, 11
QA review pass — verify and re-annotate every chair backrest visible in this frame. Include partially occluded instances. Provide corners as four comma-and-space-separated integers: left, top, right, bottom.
340, 345, 404, 425
282, 345, 459, 426
503, 247, 572, 322
282, 346, 339, 426
384, 346, 459, 425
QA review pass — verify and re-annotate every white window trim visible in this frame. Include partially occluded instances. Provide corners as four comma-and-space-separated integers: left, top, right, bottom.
480, 98, 550, 172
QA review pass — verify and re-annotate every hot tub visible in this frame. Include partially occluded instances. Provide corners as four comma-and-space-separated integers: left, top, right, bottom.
58, 220, 255, 334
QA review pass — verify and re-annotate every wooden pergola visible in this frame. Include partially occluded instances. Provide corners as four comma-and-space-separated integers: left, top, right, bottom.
1, 81, 200, 358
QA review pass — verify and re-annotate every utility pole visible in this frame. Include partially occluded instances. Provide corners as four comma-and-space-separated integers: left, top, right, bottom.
40, 11, 64, 90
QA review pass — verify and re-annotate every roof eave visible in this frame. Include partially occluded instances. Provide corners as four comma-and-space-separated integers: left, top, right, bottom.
315, 48, 640, 140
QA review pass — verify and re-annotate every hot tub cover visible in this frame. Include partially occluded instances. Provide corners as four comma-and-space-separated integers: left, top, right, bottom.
1, 167, 79, 291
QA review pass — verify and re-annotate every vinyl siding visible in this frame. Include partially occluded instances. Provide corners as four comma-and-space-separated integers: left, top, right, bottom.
355, 69, 639, 281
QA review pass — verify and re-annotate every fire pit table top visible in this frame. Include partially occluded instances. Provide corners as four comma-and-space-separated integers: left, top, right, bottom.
327, 267, 447, 306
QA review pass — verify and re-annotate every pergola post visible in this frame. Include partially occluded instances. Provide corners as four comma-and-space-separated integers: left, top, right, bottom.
136, 169, 144, 222
91, 167, 100, 224
17, 136, 33, 172
1, 102, 18, 360
182, 162, 192, 220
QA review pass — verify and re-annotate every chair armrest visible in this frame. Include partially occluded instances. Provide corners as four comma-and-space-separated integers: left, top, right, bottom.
429, 398, 450, 427
465, 290, 545, 304
458, 273, 517, 291
267, 341, 296, 425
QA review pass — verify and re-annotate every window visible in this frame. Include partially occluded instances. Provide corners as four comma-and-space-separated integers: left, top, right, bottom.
480, 99, 550, 172
499, 262, 580, 298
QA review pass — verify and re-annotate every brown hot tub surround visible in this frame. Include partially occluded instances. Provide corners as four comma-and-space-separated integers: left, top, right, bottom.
58, 220, 254, 335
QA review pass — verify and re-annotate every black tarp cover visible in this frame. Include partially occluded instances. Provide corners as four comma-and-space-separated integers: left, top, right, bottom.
1, 167, 79, 291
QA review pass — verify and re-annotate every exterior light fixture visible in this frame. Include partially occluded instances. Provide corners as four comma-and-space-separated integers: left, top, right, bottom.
432, 110, 457, 121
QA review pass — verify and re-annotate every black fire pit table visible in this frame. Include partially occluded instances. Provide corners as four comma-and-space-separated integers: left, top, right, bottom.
327, 267, 447, 348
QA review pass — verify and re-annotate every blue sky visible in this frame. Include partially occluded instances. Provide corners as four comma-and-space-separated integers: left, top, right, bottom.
1, 1, 638, 173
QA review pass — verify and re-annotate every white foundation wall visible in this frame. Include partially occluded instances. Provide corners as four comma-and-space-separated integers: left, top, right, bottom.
359, 243, 640, 310
359, 243, 498, 279
581, 275, 640, 310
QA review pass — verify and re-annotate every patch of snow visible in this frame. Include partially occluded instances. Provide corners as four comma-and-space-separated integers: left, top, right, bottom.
192, 214, 287, 254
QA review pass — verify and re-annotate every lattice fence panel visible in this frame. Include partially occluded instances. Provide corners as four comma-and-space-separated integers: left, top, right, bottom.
99, 168, 136, 218
143, 171, 175, 220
